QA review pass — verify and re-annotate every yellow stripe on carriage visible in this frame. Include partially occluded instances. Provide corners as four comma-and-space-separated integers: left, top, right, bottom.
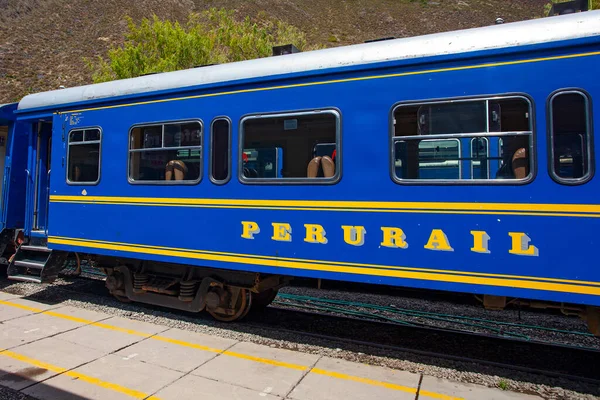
49, 195, 600, 218
47, 234, 600, 287
47, 236, 600, 296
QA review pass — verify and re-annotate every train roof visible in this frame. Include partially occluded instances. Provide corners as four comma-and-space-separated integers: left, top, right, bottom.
17, 10, 600, 112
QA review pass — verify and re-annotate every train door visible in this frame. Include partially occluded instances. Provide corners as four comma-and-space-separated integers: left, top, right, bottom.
0, 126, 8, 231
0, 103, 18, 234
25, 121, 52, 237
0, 125, 8, 232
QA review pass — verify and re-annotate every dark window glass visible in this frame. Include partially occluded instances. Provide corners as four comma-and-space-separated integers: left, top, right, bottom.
129, 121, 202, 183
241, 111, 339, 181
393, 97, 532, 182
550, 92, 592, 182
84, 129, 100, 141
211, 119, 230, 183
69, 130, 83, 142
68, 128, 101, 184
417, 102, 486, 135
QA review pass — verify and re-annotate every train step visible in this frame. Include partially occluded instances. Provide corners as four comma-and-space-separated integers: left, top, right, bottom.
13, 260, 46, 269
7, 275, 42, 284
7, 243, 68, 284
19, 245, 52, 253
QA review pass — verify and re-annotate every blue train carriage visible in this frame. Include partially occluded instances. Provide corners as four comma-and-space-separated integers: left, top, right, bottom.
2, 11, 600, 330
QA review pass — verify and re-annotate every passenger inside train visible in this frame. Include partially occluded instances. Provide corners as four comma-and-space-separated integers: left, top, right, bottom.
241, 111, 338, 180
393, 97, 532, 181
128, 121, 202, 183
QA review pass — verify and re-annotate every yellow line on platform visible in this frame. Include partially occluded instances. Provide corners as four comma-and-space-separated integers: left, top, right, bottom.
222, 350, 309, 371
0, 298, 462, 399
311, 368, 460, 400
0, 300, 44, 313
0, 349, 161, 400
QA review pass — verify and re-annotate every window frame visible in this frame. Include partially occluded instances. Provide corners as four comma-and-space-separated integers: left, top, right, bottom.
389, 93, 536, 185
127, 119, 203, 185
209, 116, 232, 185
238, 108, 342, 185
66, 126, 102, 186
547, 88, 594, 186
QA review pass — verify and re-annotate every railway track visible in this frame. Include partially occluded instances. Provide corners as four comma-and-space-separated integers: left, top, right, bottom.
249, 305, 600, 384
2, 269, 599, 393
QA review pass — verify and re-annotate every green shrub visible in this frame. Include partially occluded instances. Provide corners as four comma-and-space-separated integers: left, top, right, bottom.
88, 8, 317, 83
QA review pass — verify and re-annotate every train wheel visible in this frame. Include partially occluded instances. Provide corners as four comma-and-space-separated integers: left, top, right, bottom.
251, 288, 279, 309
103, 268, 131, 303
112, 293, 132, 303
207, 287, 252, 322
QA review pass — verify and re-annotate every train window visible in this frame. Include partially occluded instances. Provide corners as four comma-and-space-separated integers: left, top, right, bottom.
67, 128, 101, 185
128, 120, 202, 184
240, 110, 340, 183
392, 96, 533, 183
471, 137, 490, 179
549, 90, 593, 184
210, 118, 231, 184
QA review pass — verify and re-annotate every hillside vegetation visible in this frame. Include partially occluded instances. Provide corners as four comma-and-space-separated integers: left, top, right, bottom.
1, 0, 549, 103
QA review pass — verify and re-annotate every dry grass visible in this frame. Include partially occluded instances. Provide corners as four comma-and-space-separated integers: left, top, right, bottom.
0, 0, 548, 103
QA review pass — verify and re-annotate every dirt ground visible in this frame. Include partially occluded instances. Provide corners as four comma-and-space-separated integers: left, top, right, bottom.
0, 0, 548, 103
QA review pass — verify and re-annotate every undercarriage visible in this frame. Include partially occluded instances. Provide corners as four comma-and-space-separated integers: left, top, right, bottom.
100, 256, 289, 321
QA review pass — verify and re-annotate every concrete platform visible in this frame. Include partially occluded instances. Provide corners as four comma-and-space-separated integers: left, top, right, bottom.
0, 298, 56, 322
0, 294, 544, 400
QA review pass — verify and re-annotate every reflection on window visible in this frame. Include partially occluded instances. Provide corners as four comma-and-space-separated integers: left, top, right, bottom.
417, 102, 486, 135
550, 91, 593, 183
471, 138, 489, 179
394, 140, 460, 180
392, 97, 532, 182
241, 111, 339, 182
129, 121, 202, 183
68, 128, 101, 184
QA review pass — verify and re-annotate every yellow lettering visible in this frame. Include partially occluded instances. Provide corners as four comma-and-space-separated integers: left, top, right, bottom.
271, 222, 292, 242
241, 221, 260, 239
380, 227, 408, 249
471, 231, 490, 254
424, 229, 453, 251
341, 226, 366, 246
304, 224, 328, 244
508, 232, 539, 256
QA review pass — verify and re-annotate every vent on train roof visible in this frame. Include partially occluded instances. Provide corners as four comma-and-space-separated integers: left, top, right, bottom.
364, 37, 395, 43
272, 44, 300, 56
193, 63, 218, 68
548, 0, 589, 16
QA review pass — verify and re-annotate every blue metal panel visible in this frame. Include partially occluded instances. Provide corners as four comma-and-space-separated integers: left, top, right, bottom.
2, 121, 29, 230
0, 103, 17, 231
41, 38, 600, 307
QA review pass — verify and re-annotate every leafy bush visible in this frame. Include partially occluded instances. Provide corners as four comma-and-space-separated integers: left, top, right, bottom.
88, 8, 317, 83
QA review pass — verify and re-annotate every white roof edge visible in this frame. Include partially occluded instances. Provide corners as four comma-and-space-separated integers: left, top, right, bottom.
18, 11, 600, 111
